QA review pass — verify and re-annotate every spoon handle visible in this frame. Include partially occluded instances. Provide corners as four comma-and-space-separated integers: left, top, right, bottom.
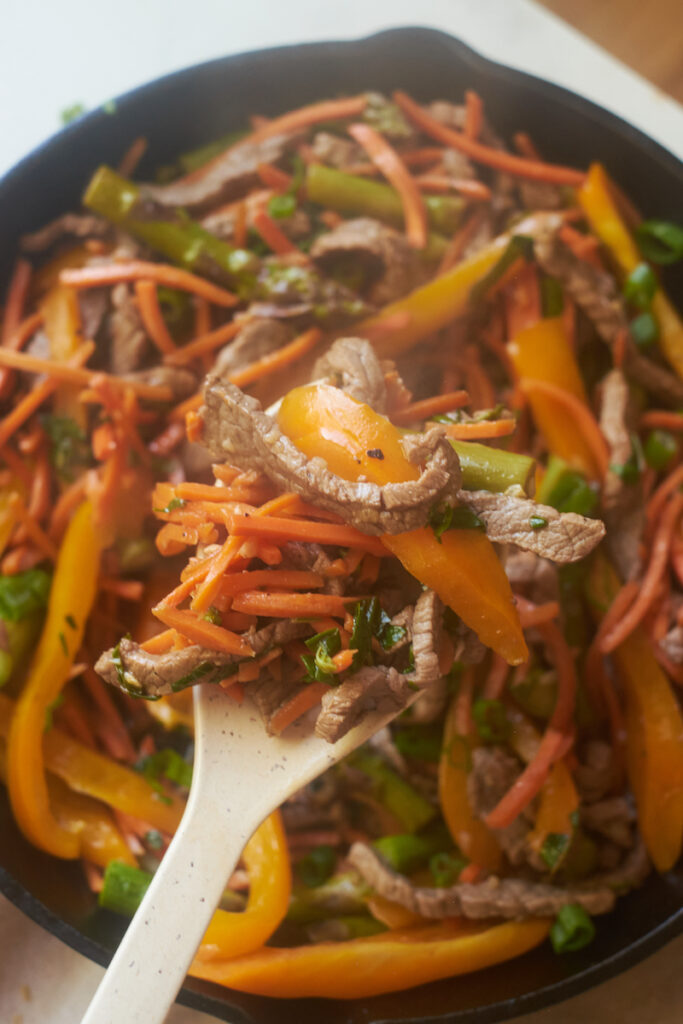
81, 687, 271, 1024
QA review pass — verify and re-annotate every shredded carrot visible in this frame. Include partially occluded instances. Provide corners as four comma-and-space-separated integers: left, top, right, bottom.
331, 648, 357, 673
0, 260, 34, 399
359, 310, 413, 341
601, 493, 683, 653
231, 590, 350, 619
390, 389, 469, 425
218, 569, 324, 597
60, 261, 238, 308
513, 132, 541, 160
99, 577, 144, 601
646, 462, 683, 532
229, 326, 322, 389
414, 175, 492, 201
7, 493, 58, 561
0, 342, 95, 448
135, 280, 177, 355
226, 512, 388, 556
482, 655, 510, 701
394, 91, 586, 185
519, 378, 609, 479
515, 595, 560, 629
437, 208, 487, 275
640, 410, 683, 433
247, 95, 368, 145
165, 320, 242, 366
0, 444, 32, 488
81, 668, 138, 763
348, 122, 427, 250
584, 580, 639, 709
454, 667, 475, 736
170, 391, 202, 422
613, 327, 628, 369
251, 208, 299, 255
269, 681, 330, 735
148, 420, 186, 458
140, 629, 176, 654
445, 417, 516, 440
257, 163, 293, 191
459, 862, 482, 884
153, 605, 253, 657
463, 90, 484, 140
558, 224, 602, 268
48, 476, 88, 542
118, 136, 148, 177
485, 620, 576, 829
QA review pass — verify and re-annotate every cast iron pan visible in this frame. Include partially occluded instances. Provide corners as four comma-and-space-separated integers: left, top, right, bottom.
0, 25, 682, 1024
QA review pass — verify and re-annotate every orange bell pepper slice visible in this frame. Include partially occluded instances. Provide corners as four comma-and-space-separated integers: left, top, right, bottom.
586, 555, 683, 871
7, 501, 102, 858
189, 918, 551, 998
527, 759, 579, 872
578, 163, 683, 382
277, 383, 527, 664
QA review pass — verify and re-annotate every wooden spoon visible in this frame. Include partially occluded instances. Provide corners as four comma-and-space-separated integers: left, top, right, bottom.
81, 680, 416, 1024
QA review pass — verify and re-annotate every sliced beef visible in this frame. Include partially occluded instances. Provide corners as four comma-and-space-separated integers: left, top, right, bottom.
124, 365, 198, 402
533, 227, 683, 407
109, 283, 149, 374
575, 741, 616, 804
96, 620, 309, 698
409, 588, 443, 689
280, 540, 346, 597
427, 100, 467, 131
203, 202, 310, 243
249, 676, 305, 730
347, 842, 617, 918
441, 148, 476, 180
21, 213, 110, 253
282, 776, 344, 831
467, 747, 531, 867
314, 666, 410, 743
310, 217, 422, 306
661, 624, 683, 663
411, 676, 448, 724
251, 255, 371, 326
78, 289, 109, 342
599, 369, 644, 580
213, 319, 294, 379
518, 181, 565, 212
313, 337, 387, 412
143, 132, 302, 213
199, 379, 462, 535
312, 132, 363, 168
503, 549, 560, 604
581, 797, 636, 849
458, 490, 605, 563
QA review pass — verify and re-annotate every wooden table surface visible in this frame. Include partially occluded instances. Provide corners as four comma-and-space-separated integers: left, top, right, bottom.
538, 0, 683, 104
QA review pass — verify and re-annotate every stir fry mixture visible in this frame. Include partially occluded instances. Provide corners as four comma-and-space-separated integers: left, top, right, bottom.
1, 88, 683, 1000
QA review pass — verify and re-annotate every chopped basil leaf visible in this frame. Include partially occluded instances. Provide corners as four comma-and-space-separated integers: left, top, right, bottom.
540, 832, 571, 870
137, 748, 193, 790
550, 904, 596, 953
303, 627, 341, 681
154, 497, 186, 515
636, 219, 683, 265
623, 262, 657, 310
429, 504, 485, 542
630, 310, 659, 349
429, 851, 467, 887
0, 568, 51, 622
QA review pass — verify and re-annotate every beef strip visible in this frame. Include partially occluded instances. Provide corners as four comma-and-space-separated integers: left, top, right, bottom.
108, 283, 149, 374
314, 665, 411, 743
458, 490, 605, 563
409, 588, 443, 689
123, 365, 198, 402
280, 540, 346, 596
312, 132, 363, 168
533, 227, 683, 407
347, 842, 617, 918
249, 255, 372, 326
575, 741, 616, 803
96, 620, 309, 698
78, 289, 109, 342
503, 549, 560, 604
310, 217, 423, 306
282, 776, 344, 831
143, 132, 302, 213
581, 797, 636, 849
213, 319, 294, 379
313, 337, 388, 412
661, 623, 683, 663
411, 676, 448, 724
518, 180, 565, 212
599, 369, 644, 580
467, 747, 531, 867
21, 213, 110, 253
249, 676, 306, 730
199, 378, 461, 535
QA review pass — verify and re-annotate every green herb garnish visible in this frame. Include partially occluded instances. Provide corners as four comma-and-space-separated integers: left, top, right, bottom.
472, 699, 510, 744
636, 219, 683, 265
0, 568, 51, 622
297, 845, 337, 888
550, 904, 596, 953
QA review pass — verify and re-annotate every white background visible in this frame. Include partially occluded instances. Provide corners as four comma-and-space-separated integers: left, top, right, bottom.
1, 1, 682, 1022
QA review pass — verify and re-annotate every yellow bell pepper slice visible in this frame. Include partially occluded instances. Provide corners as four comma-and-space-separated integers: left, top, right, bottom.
578, 163, 683, 381
586, 555, 683, 871
7, 500, 101, 858
278, 384, 527, 664
189, 918, 551, 998
40, 284, 87, 427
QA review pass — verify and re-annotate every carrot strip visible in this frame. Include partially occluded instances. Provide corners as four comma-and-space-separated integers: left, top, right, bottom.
135, 281, 177, 355
118, 136, 148, 177
647, 463, 683, 531
7, 493, 58, 561
251, 209, 299, 255
454, 666, 475, 736
153, 605, 253, 656
0, 260, 34, 399
515, 595, 561, 629
414, 175, 491, 201
513, 132, 541, 160
464, 90, 484, 140
437, 208, 487, 275
394, 91, 586, 186
482, 655, 510, 701
257, 163, 293, 191
601, 493, 683, 654
390, 389, 469, 425
218, 570, 324, 597
140, 629, 176, 654
247, 95, 368, 144
99, 577, 144, 601
0, 444, 32, 488
164, 319, 242, 366
640, 411, 683, 433
226, 512, 388, 556
48, 476, 88, 541
485, 621, 576, 829
444, 419, 516, 440
519, 378, 609, 479
348, 123, 427, 250
81, 668, 138, 763
0, 343, 95, 448
60, 261, 237, 308
231, 590, 349, 618
229, 326, 322, 389
269, 681, 330, 735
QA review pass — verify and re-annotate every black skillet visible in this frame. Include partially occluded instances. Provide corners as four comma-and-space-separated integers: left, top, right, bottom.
0, 24, 682, 1024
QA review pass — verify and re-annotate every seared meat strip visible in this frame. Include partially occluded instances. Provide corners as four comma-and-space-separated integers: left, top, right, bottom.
21, 213, 110, 253
409, 588, 443, 689
503, 550, 560, 604
312, 132, 363, 168
108, 283, 149, 375
458, 490, 605, 563
310, 218, 423, 305
315, 666, 411, 743
599, 368, 644, 580
96, 621, 309, 698
143, 133, 302, 213
313, 337, 388, 412
123, 365, 198, 402
347, 842, 617, 918
581, 797, 636, 849
199, 378, 461, 535
467, 747, 531, 867
213, 319, 294, 380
